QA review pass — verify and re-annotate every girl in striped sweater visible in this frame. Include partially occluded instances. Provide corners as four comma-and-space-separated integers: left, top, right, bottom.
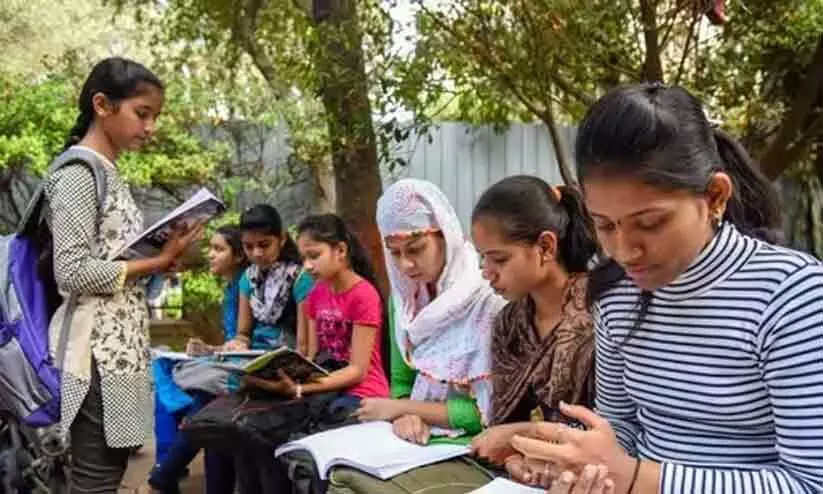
512, 83, 823, 493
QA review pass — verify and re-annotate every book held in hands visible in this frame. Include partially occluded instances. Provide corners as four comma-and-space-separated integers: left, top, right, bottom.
211, 347, 330, 382
118, 187, 225, 259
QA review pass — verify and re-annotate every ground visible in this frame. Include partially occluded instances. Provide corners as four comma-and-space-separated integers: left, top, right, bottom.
120, 436, 205, 494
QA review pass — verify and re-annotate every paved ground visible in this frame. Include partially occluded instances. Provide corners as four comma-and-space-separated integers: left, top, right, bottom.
120, 437, 205, 494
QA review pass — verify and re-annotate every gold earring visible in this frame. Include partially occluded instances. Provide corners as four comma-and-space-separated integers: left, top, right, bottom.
713, 211, 723, 228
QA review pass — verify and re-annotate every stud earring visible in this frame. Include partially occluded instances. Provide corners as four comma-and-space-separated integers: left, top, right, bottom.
713, 211, 723, 228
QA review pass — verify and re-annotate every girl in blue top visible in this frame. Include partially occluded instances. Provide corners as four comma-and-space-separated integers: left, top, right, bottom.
225, 204, 314, 352
214, 225, 244, 342
182, 224, 248, 352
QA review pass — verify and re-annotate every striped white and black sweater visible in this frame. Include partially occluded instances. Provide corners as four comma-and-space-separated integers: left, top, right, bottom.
595, 223, 823, 493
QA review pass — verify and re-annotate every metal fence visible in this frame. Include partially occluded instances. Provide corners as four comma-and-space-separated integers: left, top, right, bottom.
385, 121, 574, 230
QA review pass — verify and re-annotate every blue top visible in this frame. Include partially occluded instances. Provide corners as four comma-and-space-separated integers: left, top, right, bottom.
238, 269, 314, 349
222, 272, 242, 341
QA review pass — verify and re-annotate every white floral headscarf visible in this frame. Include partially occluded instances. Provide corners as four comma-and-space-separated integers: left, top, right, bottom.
377, 179, 506, 433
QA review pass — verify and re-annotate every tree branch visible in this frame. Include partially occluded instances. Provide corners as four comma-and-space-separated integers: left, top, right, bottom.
461, 5, 577, 182
232, 0, 290, 97
759, 35, 823, 179
658, 0, 691, 51
782, 113, 823, 168
417, 1, 595, 107
673, 3, 700, 86
542, 98, 576, 186
638, 0, 663, 82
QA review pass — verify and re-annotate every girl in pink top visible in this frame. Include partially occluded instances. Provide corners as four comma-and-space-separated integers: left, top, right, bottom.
246, 214, 389, 400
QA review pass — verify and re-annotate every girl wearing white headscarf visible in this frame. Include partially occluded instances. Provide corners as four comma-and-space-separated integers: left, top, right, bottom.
329, 179, 505, 494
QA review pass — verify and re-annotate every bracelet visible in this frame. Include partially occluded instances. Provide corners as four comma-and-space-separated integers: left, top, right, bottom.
627, 458, 641, 494
295, 384, 303, 399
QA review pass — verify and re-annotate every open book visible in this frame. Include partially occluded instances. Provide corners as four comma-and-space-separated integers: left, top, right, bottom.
211, 347, 330, 382
151, 349, 269, 361
117, 188, 225, 259
275, 421, 470, 480
468, 478, 547, 494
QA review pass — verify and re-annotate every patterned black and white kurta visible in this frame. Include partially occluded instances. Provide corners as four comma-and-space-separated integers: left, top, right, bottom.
45, 146, 153, 448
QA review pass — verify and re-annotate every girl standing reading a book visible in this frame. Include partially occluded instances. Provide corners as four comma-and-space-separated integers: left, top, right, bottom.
225, 204, 314, 352
149, 225, 247, 494
46, 58, 202, 493
329, 179, 506, 494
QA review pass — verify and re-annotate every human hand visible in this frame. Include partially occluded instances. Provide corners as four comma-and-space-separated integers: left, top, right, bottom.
354, 398, 403, 422
185, 338, 213, 356
504, 454, 556, 488
510, 402, 635, 492
548, 465, 615, 494
222, 338, 249, 352
159, 220, 206, 268
471, 423, 530, 465
392, 414, 431, 445
167, 259, 185, 273
243, 370, 298, 398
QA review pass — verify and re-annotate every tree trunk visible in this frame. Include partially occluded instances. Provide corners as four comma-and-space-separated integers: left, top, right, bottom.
311, 0, 387, 293
639, 0, 664, 82
539, 101, 576, 186
814, 138, 823, 182
758, 35, 823, 180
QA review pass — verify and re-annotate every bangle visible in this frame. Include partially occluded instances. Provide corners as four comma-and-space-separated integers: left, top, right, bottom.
295, 384, 303, 399
627, 458, 641, 494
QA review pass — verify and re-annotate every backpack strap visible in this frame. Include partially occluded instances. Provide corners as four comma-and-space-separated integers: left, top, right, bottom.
0, 236, 12, 321
17, 147, 109, 234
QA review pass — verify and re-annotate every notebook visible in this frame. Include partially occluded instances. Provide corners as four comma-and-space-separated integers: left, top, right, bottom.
274, 421, 470, 480
468, 478, 547, 494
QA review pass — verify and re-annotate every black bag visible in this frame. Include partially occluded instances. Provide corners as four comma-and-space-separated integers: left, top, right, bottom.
181, 388, 358, 451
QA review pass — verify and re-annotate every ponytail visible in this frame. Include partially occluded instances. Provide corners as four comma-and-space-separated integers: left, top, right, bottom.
64, 112, 93, 150
343, 229, 381, 291
712, 128, 783, 244
472, 175, 599, 274
279, 236, 302, 264
556, 186, 600, 273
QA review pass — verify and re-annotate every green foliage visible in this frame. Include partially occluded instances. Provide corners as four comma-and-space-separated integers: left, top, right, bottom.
0, 75, 77, 175
401, 0, 822, 135
181, 269, 223, 315
111, 0, 417, 171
